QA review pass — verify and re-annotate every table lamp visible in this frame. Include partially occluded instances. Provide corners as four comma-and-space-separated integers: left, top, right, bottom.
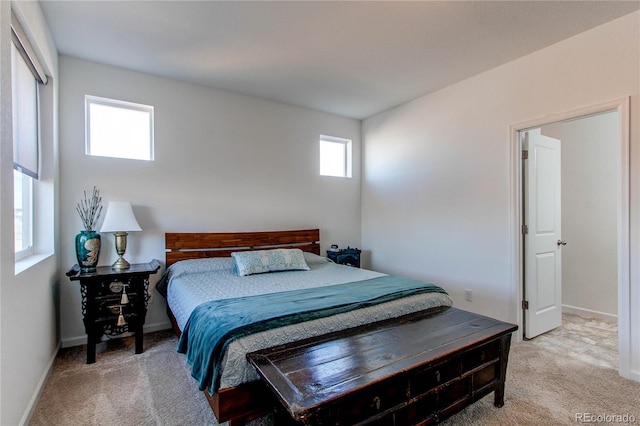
100, 201, 142, 270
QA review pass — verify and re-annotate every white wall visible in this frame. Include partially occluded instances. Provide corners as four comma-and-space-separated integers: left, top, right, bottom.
58, 56, 362, 346
362, 12, 639, 377
542, 112, 618, 320
0, 1, 59, 425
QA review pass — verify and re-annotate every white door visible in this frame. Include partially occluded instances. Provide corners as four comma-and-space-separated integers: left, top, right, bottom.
523, 129, 563, 339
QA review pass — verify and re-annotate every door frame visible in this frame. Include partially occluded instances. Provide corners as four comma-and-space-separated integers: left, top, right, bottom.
509, 97, 631, 378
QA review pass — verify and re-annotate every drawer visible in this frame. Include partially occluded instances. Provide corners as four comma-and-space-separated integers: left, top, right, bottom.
473, 364, 497, 389
409, 359, 461, 397
461, 340, 500, 373
362, 393, 438, 426
437, 377, 470, 410
96, 293, 139, 318
94, 278, 133, 294
320, 375, 409, 425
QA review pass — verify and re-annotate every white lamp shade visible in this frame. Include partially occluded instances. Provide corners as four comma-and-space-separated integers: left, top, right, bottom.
100, 201, 142, 232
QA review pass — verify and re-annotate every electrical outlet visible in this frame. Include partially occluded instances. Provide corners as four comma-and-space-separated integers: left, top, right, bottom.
465, 289, 473, 302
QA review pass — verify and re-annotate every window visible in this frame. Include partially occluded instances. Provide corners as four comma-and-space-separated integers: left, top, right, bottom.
85, 95, 154, 161
320, 135, 352, 178
14, 170, 33, 258
11, 11, 54, 273
12, 20, 43, 260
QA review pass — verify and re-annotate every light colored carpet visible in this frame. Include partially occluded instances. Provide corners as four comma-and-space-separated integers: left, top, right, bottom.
30, 314, 639, 425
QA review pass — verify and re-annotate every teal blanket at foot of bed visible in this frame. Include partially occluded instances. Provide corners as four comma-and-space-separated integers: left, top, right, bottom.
177, 275, 448, 393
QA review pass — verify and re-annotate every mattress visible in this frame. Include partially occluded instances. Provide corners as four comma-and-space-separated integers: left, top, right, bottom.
160, 252, 453, 389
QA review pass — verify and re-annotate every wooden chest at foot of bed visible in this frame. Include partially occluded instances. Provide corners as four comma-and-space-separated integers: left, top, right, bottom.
247, 308, 518, 426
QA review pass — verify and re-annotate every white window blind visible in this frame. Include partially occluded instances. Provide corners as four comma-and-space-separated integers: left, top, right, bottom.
11, 14, 47, 85
11, 41, 39, 179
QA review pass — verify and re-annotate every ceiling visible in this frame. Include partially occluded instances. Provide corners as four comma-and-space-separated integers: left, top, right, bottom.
39, 1, 639, 120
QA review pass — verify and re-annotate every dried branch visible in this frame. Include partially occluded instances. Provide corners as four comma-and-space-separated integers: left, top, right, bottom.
76, 186, 103, 231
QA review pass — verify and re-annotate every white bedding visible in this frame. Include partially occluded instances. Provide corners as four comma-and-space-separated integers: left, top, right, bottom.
164, 252, 453, 389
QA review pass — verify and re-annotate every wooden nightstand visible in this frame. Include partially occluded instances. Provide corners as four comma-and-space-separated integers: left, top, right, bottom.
67, 259, 160, 363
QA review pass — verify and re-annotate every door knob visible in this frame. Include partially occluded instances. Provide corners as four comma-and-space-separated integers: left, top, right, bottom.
557, 240, 567, 246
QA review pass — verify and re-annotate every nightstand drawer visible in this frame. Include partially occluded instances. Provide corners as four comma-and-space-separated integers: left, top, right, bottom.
95, 292, 140, 321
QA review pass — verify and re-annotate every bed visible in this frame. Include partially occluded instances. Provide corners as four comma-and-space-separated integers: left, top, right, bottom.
160, 229, 516, 425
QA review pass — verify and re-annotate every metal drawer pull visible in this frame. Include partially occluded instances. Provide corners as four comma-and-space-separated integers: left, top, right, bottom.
480, 351, 486, 361
372, 396, 381, 410
435, 370, 441, 383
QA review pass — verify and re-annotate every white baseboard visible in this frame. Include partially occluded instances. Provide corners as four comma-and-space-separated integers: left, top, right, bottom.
20, 341, 61, 426
61, 320, 173, 348
61, 334, 88, 348
562, 304, 618, 323
144, 320, 172, 333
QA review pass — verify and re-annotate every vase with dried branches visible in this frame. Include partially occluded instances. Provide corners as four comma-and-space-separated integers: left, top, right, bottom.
75, 187, 103, 272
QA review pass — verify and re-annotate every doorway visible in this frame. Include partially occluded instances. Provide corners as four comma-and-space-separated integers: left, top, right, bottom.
521, 112, 619, 339
510, 97, 630, 378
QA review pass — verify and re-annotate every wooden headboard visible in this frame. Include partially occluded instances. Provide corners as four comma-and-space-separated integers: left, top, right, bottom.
165, 229, 320, 267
